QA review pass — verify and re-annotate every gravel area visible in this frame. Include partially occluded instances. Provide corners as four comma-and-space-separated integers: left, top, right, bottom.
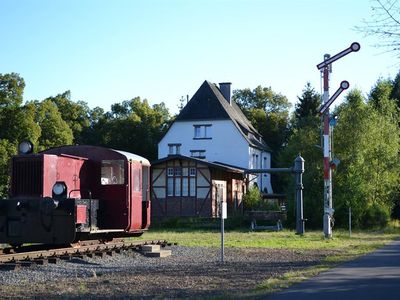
0, 246, 337, 299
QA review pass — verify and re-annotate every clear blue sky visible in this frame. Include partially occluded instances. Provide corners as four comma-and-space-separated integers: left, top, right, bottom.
2, 0, 398, 114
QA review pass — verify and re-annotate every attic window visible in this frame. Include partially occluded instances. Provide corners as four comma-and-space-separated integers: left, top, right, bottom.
193, 124, 212, 139
168, 143, 181, 155
190, 150, 206, 159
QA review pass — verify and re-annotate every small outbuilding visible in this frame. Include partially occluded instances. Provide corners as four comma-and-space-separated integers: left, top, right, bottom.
151, 155, 245, 219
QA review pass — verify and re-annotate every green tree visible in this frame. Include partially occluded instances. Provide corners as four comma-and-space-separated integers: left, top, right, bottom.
0, 73, 41, 197
0, 139, 16, 197
369, 78, 393, 109
88, 97, 171, 160
277, 83, 322, 223
0, 73, 25, 107
333, 88, 400, 227
0, 73, 40, 144
32, 100, 74, 150
278, 120, 323, 228
232, 86, 291, 157
46, 91, 91, 143
294, 82, 321, 128
390, 70, 400, 106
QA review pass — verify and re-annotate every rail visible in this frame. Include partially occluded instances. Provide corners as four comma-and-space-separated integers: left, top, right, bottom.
0, 239, 169, 266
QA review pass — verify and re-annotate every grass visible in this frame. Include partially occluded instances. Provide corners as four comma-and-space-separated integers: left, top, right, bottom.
139, 223, 400, 296
141, 226, 399, 252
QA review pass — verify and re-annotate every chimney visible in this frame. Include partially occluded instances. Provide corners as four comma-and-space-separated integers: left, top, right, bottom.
219, 82, 232, 105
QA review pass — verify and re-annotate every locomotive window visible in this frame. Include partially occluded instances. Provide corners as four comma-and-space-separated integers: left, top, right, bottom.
101, 160, 125, 185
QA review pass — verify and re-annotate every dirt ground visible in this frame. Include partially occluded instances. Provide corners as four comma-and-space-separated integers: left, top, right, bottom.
0, 246, 337, 299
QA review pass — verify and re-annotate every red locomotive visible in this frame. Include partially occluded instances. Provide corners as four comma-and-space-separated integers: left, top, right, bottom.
0, 141, 151, 246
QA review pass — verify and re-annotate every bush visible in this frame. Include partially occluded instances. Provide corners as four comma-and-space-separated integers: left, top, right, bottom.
243, 186, 261, 210
362, 203, 390, 228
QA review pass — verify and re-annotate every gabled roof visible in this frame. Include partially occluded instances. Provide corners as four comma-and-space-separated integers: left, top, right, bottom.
175, 80, 270, 151
152, 155, 245, 174
41, 145, 151, 166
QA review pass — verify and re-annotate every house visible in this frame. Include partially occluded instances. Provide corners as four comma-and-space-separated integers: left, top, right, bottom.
152, 80, 273, 220
151, 155, 245, 219
158, 80, 273, 193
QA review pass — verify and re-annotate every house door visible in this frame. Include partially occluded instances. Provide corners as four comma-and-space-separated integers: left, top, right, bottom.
212, 180, 226, 218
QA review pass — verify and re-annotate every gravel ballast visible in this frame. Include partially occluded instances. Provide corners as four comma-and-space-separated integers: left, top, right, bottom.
0, 246, 336, 299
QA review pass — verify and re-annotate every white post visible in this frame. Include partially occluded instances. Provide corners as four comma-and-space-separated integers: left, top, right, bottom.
220, 201, 227, 263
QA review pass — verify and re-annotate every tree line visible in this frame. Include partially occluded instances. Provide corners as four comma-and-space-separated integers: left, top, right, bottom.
1, 71, 400, 229
0, 73, 171, 197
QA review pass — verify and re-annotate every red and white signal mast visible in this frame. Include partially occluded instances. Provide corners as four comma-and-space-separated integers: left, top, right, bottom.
316, 42, 360, 238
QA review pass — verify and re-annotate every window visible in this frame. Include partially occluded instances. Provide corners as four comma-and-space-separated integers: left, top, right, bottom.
193, 124, 212, 139
132, 167, 141, 191
167, 168, 174, 196
189, 168, 196, 196
168, 143, 181, 155
190, 150, 206, 159
166, 167, 197, 197
142, 166, 149, 201
101, 160, 125, 185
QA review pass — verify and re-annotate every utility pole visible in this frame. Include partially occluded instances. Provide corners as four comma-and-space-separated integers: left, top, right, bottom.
316, 42, 360, 239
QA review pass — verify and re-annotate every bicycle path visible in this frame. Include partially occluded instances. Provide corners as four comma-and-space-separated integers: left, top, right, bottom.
266, 239, 400, 300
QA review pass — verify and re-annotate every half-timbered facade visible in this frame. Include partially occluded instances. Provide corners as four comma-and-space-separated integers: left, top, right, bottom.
151, 155, 245, 219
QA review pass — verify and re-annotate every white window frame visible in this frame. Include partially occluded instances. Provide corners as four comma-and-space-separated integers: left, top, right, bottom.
168, 143, 181, 155
193, 124, 212, 139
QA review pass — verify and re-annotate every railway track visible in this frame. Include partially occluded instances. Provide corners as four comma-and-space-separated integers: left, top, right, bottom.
0, 239, 169, 270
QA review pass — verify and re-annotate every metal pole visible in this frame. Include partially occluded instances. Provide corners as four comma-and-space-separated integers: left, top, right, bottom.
349, 207, 352, 237
221, 218, 225, 263
322, 55, 333, 239
294, 155, 305, 235
218, 200, 225, 263
221, 206, 224, 263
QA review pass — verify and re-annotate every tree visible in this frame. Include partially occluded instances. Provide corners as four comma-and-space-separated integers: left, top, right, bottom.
232, 86, 291, 157
390, 70, 400, 105
357, 0, 400, 58
278, 117, 323, 228
46, 91, 91, 144
294, 82, 321, 128
0, 139, 16, 198
333, 88, 400, 227
87, 97, 171, 160
369, 78, 393, 109
278, 84, 323, 227
0, 73, 41, 197
0, 73, 25, 108
32, 100, 74, 150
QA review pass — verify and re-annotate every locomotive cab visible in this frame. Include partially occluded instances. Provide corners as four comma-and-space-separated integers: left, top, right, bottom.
0, 143, 151, 246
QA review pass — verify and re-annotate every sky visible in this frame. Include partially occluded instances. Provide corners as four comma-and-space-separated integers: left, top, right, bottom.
1, 0, 399, 115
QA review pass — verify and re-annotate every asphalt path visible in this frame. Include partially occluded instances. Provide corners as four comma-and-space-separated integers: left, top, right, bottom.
266, 239, 400, 300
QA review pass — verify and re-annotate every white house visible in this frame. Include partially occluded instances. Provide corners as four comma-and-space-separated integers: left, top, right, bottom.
158, 81, 273, 193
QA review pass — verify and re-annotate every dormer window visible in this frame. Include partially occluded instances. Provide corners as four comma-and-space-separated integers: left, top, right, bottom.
168, 143, 181, 155
193, 124, 212, 139
190, 150, 206, 159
